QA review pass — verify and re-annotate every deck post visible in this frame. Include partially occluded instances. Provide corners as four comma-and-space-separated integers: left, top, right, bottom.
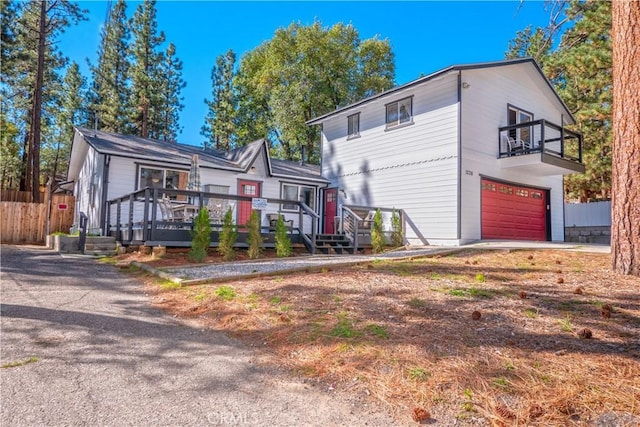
150, 188, 158, 242
143, 188, 150, 241
128, 193, 134, 243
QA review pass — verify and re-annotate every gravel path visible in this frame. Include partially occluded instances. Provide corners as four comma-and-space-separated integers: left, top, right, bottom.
1, 245, 396, 426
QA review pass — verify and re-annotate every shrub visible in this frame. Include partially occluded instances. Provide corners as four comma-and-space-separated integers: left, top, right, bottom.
275, 215, 292, 257
247, 210, 263, 259
218, 208, 237, 261
370, 209, 386, 253
188, 208, 211, 263
390, 208, 404, 247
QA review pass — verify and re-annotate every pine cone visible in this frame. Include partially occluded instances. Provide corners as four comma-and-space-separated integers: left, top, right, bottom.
528, 403, 544, 419
472, 310, 482, 320
412, 407, 430, 422
557, 277, 564, 284
519, 291, 527, 299
601, 304, 612, 319
574, 286, 584, 295
577, 328, 593, 339
495, 403, 515, 419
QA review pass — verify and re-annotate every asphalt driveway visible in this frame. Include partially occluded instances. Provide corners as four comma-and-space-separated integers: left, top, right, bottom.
0, 245, 393, 426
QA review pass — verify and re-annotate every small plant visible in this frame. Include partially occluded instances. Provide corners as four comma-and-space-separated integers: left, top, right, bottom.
524, 307, 539, 318
160, 280, 181, 289
492, 376, 510, 389
365, 324, 389, 339
390, 208, 403, 247
408, 367, 430, 381
274, 215, 292, 257
269, 296, 282, 305
215, 285, 237, 301
218, 208, 237, 261
558, 314, 574, 332
189, 208, 211, 263
475, 273, 486, 283
331, 314, 360, 338
1, 356, 39, 369
407, 297, 427, 309
461, 388, 475, 412
370, 209, 386, 253
246, 210, 263, 259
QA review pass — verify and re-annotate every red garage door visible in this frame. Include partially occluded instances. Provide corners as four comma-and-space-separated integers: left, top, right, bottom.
481, 179, 548, 241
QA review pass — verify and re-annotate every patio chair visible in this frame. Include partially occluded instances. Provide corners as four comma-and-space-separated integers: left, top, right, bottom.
207, 198, 225, 224
502, 134, 526, 154
267, 213, 293, 230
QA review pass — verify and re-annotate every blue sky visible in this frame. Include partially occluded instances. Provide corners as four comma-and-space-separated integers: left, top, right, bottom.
60, 1, 552, 146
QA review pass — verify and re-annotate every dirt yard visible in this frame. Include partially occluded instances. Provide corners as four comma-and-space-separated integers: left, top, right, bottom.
119, 248, 640, 426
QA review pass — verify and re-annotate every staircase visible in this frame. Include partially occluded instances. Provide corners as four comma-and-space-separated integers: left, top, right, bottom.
313, 233, 363, 255
83, 236, 118, 257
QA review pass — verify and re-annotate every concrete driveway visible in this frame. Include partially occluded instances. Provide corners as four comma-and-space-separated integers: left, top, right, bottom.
0, 245, 393, 426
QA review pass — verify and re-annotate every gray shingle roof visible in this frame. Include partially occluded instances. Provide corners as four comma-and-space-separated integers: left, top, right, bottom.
74, 128, 326, 182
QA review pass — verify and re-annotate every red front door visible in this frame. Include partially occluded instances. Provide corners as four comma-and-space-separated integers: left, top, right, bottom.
481, 178, 548, 241
238, 180, 261, 226
324, 188, 338, 233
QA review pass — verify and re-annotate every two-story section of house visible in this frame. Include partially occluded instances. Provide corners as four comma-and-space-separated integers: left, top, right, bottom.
308, 58, 584, 245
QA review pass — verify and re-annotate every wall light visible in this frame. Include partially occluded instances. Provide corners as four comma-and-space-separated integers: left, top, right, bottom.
462, 82, 471, 89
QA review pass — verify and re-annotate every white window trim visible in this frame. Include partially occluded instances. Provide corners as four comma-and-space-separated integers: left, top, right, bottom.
280, 183, 316, 212
347, 113, 360, 140
385, 96, 414, 130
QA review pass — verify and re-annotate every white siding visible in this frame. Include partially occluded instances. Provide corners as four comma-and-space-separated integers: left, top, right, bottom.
321, 73, 460, 244
459, 64, 571, 242
75, 145, 104, 232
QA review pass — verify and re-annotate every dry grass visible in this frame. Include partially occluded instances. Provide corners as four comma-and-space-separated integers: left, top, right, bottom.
140, 249, 640, 425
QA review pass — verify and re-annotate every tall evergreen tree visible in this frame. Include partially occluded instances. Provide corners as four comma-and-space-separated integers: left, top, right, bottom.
90, 0, 130, 134
129, 0, 165, 139
42, 62, 88, 183
155, 42, 185, 142
202, 49, 237, 150
506, 1, 612, 202
8, 0, 84, 201
611, 0, 640, 276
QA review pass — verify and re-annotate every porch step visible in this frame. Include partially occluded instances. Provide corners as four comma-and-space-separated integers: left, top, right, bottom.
84, 236, 118, 257
313, 233, 362, 255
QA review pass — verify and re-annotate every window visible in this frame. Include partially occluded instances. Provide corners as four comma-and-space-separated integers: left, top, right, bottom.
386, 97, 412, 129
139, 166, 188, 199
281, 183, 316, 211
508, 105, 533, 146
347, 113, 360, 139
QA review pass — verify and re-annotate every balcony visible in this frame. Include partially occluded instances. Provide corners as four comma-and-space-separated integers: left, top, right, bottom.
498, 120, 585, 176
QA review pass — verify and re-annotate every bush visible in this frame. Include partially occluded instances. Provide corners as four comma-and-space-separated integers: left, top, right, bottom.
218, 208, 237, 261
247, 210, 263, 259
390, 208, 404, 247
189, 208, 211, 263
275, 215, 292, 257
371, 209, 386, 253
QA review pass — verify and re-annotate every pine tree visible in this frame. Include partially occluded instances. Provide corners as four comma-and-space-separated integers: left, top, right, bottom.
189, 208, 211, 263
155, 42, 185, 142
611, 0, 640, 276
7, 0, 84, 201
370, 209, 386, 253
202, 49, 237, 150
507, 1, 612, 202
246, 210, 263, 259
43, 62, 88, 183
218, 208, 237, 261
274, 215, 292, 257
129, 0, 165, 138
90, 0, 131, 134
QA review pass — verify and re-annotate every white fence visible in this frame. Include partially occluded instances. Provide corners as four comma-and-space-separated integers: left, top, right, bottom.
564, 201, 611, 227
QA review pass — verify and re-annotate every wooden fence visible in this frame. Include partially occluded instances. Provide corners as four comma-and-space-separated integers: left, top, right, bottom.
0, 191, 75, 244
1, 189, 45, 203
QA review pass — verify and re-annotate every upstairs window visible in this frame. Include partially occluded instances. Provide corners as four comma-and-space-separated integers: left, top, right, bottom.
386, 97, 413, 129
347, 113, 360, 139
508, 105, 534, 146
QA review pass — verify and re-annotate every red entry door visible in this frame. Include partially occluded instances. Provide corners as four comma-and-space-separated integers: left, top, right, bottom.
324, 188, 338, 233
481, 178, 548, 241
238, 180, 261, 226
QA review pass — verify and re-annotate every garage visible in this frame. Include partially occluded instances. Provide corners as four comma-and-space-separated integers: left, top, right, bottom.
481, 178, 548, 241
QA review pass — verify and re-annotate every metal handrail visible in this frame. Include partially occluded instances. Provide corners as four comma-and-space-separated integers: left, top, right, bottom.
78, 212, 88, 254
298, 202, 319, 254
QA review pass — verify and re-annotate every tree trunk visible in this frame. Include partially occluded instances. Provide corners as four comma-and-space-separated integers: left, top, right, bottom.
27, 0, 47, 203
611, 0, 640, 275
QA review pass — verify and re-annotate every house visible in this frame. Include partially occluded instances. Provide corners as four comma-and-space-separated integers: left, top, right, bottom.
308, 58, 584, 245
66, 128, 328, 244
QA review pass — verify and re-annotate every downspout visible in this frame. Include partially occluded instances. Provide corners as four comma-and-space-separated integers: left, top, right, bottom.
100, 154, 111, 236
456, 70, 462, 241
